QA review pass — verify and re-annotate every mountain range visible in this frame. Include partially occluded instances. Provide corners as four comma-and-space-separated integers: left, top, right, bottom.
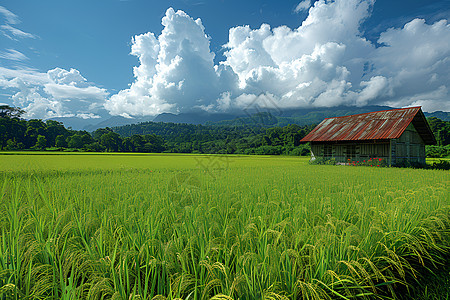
47, 106, 450, 131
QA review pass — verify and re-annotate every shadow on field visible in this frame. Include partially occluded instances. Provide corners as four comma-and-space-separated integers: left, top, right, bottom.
404, 254, 450, 300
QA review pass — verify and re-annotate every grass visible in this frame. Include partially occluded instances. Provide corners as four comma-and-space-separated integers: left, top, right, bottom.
0, 152, 448, 299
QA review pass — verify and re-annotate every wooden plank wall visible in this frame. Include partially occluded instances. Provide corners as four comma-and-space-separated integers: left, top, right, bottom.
391, 123, 426, 164
309, 124, 426, 165
310, 143, 390, 163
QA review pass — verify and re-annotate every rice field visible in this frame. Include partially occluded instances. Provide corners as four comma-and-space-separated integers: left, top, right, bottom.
0, 153, 449, 299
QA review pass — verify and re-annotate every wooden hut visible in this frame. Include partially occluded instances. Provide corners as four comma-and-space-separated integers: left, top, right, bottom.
300, 107, 436, 165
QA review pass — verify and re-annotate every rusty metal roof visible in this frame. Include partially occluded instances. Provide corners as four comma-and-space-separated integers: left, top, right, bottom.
300, 107, 436, 144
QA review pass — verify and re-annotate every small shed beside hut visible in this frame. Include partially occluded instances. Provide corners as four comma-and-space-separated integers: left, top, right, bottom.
300, 107, 436, 165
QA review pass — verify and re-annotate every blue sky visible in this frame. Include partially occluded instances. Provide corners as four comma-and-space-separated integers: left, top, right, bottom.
0, 0, 449, 121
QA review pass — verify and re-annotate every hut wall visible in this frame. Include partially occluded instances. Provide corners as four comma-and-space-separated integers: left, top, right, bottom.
310, 142, 390, 163
310, 123, 426, 165
391, 124, 425, 164
310, 144, 322, 160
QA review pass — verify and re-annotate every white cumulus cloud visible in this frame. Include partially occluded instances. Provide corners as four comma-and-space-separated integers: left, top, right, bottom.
0, 7, 105, 119
2, 1, 449, 120
106, 0, 450, 115
0, 67, 108, 119
367, 18, 450, 110
105, 8, 236, 117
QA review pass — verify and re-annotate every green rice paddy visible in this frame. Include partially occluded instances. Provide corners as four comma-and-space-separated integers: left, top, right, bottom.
0, 153, 449, 299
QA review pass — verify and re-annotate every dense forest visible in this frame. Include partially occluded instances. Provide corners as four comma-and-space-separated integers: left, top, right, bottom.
426, 117, 450, 157
1, 105, 449, 157
112, 114, 315, 155
0, 106, 313, 155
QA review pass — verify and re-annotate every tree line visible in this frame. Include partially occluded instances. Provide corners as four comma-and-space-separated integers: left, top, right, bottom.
0, 105, 313, 155
426, 117, 450, 158
112, 119, 315, 155
1, 105, 449, 157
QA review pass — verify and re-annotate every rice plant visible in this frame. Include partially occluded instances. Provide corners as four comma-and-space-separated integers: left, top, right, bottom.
0, 154, 448, 299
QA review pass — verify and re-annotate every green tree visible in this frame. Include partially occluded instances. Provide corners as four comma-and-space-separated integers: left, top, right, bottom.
130, 134, 145, 152
67, 135, 84, 149
122, 137, 133, 152
0, 125, 6, 150
427, 117, 450, 146
81, 133, 94, 146
93, 127, 113, 141
143, 134, 165, 153
0, 105, 25, 119
100, 132, 121, 152
84, 142, 105, 152
55, 135, 67, 148
5, 139, 16, 150
45, 120, 69, 146
34, 135, 47, 150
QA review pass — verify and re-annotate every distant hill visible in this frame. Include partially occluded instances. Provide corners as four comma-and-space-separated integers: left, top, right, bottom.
48, 105, 449, 131
48, 114, 155, 131
110, 105, 396, 137
48, 116, 102, 131
83, 115, 155, 131
151, 106, 450, 127
112, 120, 268, 140
153, 112, 241, 124
425, 111, 450, 121
111, 105, 449, 139
213, 105, 395, 127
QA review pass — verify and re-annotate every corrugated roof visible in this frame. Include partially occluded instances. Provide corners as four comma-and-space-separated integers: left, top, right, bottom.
300, 107, 436, 144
